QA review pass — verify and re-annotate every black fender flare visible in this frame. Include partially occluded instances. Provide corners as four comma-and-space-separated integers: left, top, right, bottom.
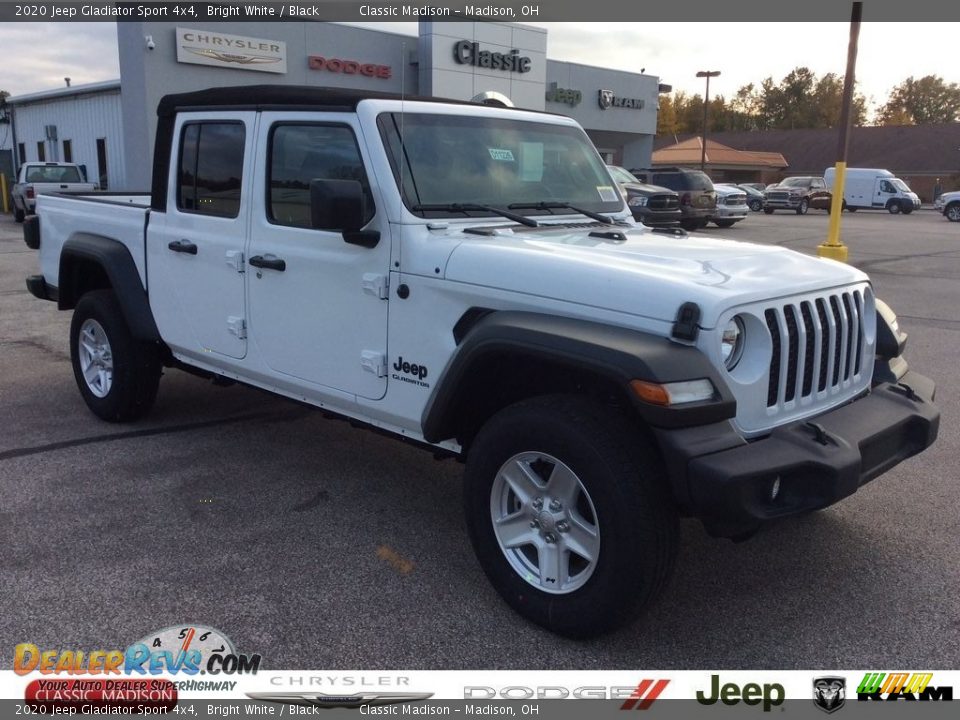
58, 233, 160, 342
421, 311, 736, 443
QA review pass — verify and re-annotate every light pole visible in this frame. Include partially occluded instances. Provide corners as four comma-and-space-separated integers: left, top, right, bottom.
696, 70, 721, 173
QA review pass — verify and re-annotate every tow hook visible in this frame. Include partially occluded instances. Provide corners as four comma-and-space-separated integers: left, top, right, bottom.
891, 382, 920, 402
804, 421, 835, 446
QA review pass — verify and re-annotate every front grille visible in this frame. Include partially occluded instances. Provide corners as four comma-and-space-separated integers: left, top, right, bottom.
764, 289, 867, 409
766, 191, 790, 202
648, 194, 679, 210
725, 194, 746, 206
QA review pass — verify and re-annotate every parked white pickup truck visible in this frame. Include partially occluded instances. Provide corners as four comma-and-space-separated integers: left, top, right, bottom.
11, 162, 97, 222
23, 86, 939, 637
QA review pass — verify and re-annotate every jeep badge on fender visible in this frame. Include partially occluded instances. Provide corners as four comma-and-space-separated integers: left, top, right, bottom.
23, 84, 939, 638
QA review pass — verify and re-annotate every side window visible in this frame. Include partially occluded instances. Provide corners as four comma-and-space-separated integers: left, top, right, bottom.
268, 123, 374, 229
880, 180, 894, 193
177, 122, 245, 218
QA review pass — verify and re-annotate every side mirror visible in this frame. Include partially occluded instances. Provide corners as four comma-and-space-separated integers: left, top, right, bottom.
309, 178, 379, 248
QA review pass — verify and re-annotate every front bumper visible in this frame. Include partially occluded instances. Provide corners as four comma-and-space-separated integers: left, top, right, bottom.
655, 370, 939, 538
712, 205, 748, 219
764, 197, 802, 209
632, 207, 682, 227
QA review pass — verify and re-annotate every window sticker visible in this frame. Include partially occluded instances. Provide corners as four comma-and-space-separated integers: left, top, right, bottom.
597, 185, 619, 202
488, 148, 515, 162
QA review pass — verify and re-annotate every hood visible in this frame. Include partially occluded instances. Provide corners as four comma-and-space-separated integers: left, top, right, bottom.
444, 223, 867, 328
619, 181, 676, 196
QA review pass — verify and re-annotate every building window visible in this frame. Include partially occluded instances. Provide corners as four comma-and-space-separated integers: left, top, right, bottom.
63, 139, 72, 163
17, 143, 25, 165
267, 123, 374, 229
177, 122, 245, 218
96, 138, 108, 190
37, 141, 45, 162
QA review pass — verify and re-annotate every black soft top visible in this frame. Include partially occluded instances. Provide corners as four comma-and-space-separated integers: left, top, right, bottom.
151, 85, 555, 211
155, 84, 483, 117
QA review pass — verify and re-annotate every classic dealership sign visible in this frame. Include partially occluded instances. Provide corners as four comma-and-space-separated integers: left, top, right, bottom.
598, 89, 645, 110
176, 28, 287, 74
453, 40, 531, 73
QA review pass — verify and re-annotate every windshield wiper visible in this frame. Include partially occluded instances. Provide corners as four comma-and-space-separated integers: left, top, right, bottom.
508, 201, 614, 225
413, 203, 539, 227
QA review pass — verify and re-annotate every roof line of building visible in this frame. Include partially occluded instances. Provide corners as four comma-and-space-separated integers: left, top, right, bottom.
7, 80, 121, 106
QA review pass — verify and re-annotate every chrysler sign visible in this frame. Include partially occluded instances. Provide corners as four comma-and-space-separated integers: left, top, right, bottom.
176, 28, 287, 74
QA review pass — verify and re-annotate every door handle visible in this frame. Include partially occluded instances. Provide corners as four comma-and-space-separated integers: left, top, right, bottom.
168, 239, 198, 255
249, 254, 286, 272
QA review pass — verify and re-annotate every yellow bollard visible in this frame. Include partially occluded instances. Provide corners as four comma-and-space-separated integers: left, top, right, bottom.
0, 173, 8, 214
818, 162, 849, 263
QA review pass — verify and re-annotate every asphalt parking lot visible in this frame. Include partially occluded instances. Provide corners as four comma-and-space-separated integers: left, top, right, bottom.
1, 208, 958, 670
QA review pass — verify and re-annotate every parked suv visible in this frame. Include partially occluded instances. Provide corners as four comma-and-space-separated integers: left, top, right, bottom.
763, 176, 831, 215
630, 166, 717, 230
606, 165, 681, 227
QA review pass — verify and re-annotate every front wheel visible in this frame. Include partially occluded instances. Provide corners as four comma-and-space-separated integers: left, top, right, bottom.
748, 199, 763, 212
888, 201, 901, 214
464, 395, 678, 638
714, 219, 738, 228
70, 289, 161, 422
946, 203, 960, 222
763, 207, 775, 214
796, 198, 809, 215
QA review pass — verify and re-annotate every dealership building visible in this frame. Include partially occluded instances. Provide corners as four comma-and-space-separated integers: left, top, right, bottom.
0, 21, 662, 190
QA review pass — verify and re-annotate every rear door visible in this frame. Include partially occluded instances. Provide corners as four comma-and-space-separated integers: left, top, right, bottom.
147, 113, 256, 360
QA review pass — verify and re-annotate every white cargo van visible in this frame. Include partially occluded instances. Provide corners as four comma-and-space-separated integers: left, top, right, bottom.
824, 167, 921, 214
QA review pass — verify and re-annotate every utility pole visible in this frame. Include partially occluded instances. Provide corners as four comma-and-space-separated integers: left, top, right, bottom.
819, 2, 862, 263
697, 70, 721, 173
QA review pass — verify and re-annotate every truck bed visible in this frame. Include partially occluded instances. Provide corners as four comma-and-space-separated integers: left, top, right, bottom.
35, 193, 152, 291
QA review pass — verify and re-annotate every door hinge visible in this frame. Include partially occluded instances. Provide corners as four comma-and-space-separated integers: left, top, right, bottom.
227, 316, 247, 340
226, 250, 245, 273
361, 273, 389, 300
360, 351, 387, 377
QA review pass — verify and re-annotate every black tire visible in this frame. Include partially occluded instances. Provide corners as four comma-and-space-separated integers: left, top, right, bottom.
748, 199, 763, 212
763, 207, 775, 215
13, 202, 25, 223
713, 219, 737, 228
796, 198, 809, 215
679, 219, 699, 230
70, 289, 161, 422
888, 201, 901, 215
901, 206, 913, 215
946, 203, 960, 222
464, 395, 679, 638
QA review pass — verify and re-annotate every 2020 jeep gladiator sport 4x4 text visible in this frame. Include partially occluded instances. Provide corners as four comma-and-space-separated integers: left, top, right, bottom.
23, 86, 939, 637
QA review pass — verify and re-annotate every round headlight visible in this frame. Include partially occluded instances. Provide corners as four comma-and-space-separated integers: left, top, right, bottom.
721, 316, 745, 370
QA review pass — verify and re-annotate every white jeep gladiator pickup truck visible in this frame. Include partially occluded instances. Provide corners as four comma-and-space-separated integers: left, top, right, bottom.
23, 86, 939, 637
11, 161, 97, 222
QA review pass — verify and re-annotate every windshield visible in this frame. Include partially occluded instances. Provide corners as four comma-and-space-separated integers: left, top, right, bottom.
891, 178, 910, 192
780, 177, 811, 188
378, 112, 623, 218
25, 165, 82, 183
607, 165, 639, 184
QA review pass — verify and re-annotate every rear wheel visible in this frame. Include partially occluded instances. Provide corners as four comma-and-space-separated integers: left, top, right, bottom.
70, 290, 161, 422
946, 203, 960, 222
888, 201, 901, 214
464, 395, 678, 638
714, 219, 737, 228
13, 201, 25, 223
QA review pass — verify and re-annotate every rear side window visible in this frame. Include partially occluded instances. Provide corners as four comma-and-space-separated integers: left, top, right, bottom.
267, 123, 374, 229
177, 122, 245, 218
652, 174, 682, 190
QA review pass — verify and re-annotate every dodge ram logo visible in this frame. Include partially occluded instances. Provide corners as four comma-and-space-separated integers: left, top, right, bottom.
598, 89, 614, 110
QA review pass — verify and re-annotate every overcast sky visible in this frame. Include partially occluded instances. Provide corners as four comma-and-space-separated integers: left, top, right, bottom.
2, 21, 958, 118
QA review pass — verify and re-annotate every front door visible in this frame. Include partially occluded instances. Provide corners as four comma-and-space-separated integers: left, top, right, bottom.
245, 113, 390, 400
147, 113, 256, 360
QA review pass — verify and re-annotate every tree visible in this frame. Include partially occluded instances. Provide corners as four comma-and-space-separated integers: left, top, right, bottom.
879, 75, 960, 125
